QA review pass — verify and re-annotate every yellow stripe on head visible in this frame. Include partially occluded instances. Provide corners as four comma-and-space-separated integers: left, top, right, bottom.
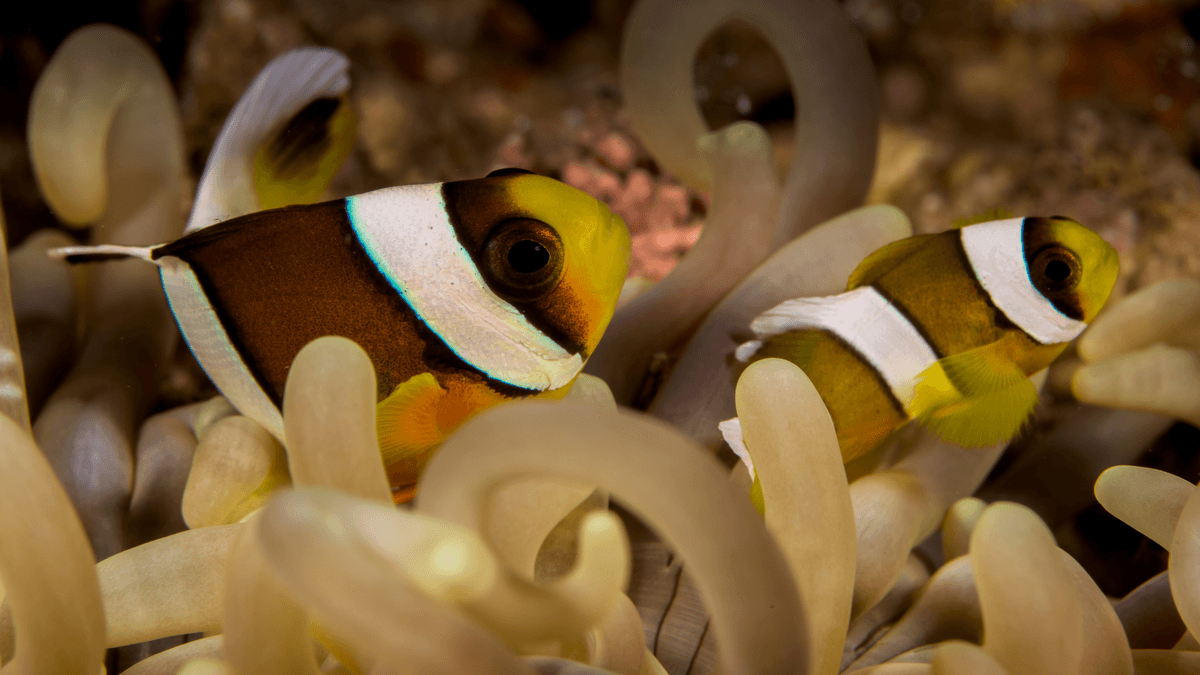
1027, 217, 1119, 323
499, 174, 632, 355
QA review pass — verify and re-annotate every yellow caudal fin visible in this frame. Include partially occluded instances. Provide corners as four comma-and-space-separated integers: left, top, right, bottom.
845, 234, 931, 290
909, 344, 1040, 447
377, 373, 448, 501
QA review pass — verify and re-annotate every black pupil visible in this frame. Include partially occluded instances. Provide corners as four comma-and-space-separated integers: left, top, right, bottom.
1044, 259, 1071, 283
508, 240, 549, 274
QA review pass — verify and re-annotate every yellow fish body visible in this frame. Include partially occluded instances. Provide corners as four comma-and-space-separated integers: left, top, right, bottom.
58, 171, 632, 502
723, 216, 1119, 470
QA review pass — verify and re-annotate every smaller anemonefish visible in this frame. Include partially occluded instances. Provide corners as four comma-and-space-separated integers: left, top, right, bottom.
720, 215, 1119, 490
56, 172, 632, 503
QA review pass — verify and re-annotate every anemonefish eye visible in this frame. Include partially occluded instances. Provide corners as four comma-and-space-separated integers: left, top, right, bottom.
481, 218, 565, 301
1030, 245, 1081, 297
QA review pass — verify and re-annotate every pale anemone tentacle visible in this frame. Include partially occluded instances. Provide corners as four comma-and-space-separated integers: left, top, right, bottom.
418, 401, 809, 675
485, 476, 601, 581
941, 498, 985, 562
300, 490, 632, 651
1169, 477, 1200, 646
620, 0, 878, 238
250, 488, 538, 675
1094, 466, 1194, 550
592, 0, 879, 405
1131, 650, 1200, 674
1059, 549, 1134, 675
1116, 572, 1186, 650
281, 336, 392, 505
735, 358, 853, 675
118, 636, 224, 675
846, 369, 1048, 621
1073, 278, 1200, 427
970, 502, 1084, 675
584, 592, 648, 675
844, 658, 926, 667
0, 413, 105, 672
846, 556, 980, 671
125, 402, 203, 548
587, 122, 779, 405
180, 415, 290, 529
928, 642, 1008, 675
27, 24, 186, 561
650, 204, 912, 449
94, 524, 240, 648
843, 554, 930, 667
0, 189, 29, 432
222, 523, 324, 675
7, 229, 77, 415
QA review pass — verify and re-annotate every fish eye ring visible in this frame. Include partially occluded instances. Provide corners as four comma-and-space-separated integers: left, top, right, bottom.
1030, 245, 1081, 297
481, 218, 565, 301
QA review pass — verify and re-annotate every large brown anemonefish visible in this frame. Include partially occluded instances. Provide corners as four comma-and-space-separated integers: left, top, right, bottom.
56, 170, 632, 503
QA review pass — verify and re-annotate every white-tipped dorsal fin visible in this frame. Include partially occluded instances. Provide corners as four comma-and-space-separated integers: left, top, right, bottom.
47, 243, 160, 265
187, 47, 351, 234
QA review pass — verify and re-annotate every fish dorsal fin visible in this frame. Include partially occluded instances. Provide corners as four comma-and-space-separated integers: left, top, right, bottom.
187, 48, 353, 234
845, 234, 931, 290
907, 340, 1039, 447
950, 208, 1014, 229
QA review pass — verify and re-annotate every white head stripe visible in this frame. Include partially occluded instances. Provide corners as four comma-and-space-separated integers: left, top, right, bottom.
160, 262, 286, 441
346, 185, 582, 391
960, 218, 1087, 345
739, 286, 938, 412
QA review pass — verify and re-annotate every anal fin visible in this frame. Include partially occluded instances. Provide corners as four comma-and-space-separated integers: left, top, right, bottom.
908, 343, 1040, 447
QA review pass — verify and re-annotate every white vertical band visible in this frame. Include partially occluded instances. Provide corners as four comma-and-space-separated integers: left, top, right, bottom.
960, 218, 1087, 345
346, 184, 582, 391
160, 261, 286, 441
738, 286, 939, 412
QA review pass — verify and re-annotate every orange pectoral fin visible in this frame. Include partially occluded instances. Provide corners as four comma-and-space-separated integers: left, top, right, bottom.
377, 372, 449, 503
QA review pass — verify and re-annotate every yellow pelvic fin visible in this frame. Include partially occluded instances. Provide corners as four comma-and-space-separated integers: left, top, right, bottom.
252, 94, 357, 210
750, 476, 765, 516
376, 372, 448, 468
950, 207, 1015, 229
845, 234, 932, 290
908, 343, 1040, 447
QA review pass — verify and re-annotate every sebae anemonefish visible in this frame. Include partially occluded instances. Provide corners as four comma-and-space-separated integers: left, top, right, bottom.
57, 170, 632, 503
720, 215, 1119, 488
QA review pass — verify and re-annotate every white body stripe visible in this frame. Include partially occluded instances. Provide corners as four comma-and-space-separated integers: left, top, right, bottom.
736, 286, 938, 412
960, 218, 1086, 345
347, 185, 583, 391
159, 260, 286, 441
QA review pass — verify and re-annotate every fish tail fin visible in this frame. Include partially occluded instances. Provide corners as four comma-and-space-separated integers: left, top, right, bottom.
47, 244, 160, 265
